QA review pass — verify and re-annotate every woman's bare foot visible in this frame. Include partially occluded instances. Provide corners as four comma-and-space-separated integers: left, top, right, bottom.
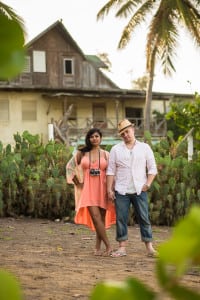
102, 247, 113, 257
94, 249, 102, 256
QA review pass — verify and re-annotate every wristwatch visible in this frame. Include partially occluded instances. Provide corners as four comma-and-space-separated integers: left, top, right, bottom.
145, 183, 150, 189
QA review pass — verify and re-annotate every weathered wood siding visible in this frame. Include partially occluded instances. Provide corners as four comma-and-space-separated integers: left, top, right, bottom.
13, 23, 117, 90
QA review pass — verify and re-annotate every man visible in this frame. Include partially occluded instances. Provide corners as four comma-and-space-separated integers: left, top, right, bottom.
107, 119, 158, 257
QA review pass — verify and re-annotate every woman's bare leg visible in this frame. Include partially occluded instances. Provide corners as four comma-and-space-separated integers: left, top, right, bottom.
94, 231, 102, 255
88, 206, 112, 254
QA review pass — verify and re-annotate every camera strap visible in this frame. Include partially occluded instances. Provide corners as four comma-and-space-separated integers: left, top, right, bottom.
89, 150, 100, 169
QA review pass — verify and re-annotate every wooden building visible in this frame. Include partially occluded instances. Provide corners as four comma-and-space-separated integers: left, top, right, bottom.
0, 20, 193, 146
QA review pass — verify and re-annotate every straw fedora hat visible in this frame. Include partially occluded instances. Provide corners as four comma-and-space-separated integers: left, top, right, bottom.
118, 119, 134, 135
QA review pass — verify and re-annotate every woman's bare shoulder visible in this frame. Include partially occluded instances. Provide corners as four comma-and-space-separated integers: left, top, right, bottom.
76, 150, 84, 164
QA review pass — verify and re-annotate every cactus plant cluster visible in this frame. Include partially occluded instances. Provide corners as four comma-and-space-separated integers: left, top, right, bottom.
0, 131, 74, 220
148, 131, 200, 226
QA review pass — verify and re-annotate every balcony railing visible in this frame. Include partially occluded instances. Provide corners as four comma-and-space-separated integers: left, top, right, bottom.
53, 117, 167, 145
67, 117, 167, 139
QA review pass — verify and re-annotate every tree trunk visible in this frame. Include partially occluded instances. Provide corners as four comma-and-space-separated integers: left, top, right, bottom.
144, 65, 154, 132
144, 42, 157, 133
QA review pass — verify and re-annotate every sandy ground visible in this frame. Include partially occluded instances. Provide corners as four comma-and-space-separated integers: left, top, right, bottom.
0, 217, 200, 300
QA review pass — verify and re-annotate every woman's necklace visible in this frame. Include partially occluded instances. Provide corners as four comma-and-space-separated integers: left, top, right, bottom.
89, 149, 100, 165
89, 149, 100, 176
90, 148, 100, 163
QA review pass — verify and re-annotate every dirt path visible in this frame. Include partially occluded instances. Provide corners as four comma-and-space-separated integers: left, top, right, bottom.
0, 218, 199, 300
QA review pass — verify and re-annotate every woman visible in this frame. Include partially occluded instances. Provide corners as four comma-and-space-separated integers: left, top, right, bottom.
66, 128, 115, 256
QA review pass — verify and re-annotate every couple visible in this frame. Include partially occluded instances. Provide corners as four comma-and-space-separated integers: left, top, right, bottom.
66, 119, 158, 258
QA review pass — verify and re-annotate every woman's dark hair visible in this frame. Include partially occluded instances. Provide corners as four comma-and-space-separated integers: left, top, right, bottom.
78, 128, 102, 152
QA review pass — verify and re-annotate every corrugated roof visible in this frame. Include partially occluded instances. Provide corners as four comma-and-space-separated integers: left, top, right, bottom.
85, 55, 108, 69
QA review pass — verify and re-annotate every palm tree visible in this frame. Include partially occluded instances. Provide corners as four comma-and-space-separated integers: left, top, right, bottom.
97, 0, 200, 131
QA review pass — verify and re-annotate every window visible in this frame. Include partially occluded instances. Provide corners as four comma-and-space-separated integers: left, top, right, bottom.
23, 56, 31, 73
125, 107, 143, 127
63, 58, 73, 75
67, 103, 77, 120
66, 103, 77, 127
22, 100, 37, 121
93, 104, 106, 127
0, 99, 9, 121
33, 51, 46, 72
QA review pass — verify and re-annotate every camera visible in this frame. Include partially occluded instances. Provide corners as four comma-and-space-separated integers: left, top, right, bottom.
89, 169, 100, 176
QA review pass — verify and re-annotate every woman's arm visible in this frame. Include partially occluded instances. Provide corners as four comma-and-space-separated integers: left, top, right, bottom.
76, 150, 83, 165
72, 175, 80, 185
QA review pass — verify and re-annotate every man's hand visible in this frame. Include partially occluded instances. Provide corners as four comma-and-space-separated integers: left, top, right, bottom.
107, 190, 115, 202
142, 183, 150, 192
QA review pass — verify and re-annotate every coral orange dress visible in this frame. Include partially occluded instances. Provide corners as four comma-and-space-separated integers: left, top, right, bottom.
74, 152, 116, 231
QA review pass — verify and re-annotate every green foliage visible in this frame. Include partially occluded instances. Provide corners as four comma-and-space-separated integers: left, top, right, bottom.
156, 206, 200, 299
166, 93, 200, 149
90, 278, 156, 300
90, 206, 200, 299
158, 206, 200, 272
0, 3, 26, 79
144, 131, 152, 144
0, 269, 23, 300
152, 110, 185, 140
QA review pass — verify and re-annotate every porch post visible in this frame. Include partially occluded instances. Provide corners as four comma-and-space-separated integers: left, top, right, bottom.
63, 96, 69, 146
48, 123, 54, 141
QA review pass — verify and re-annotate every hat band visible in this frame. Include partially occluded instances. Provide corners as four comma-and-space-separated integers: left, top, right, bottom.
119, 124, 132, 133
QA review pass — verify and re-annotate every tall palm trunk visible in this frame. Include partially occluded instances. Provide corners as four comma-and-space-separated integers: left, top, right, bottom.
144, 66, 154, 132
144, 45, 156, 132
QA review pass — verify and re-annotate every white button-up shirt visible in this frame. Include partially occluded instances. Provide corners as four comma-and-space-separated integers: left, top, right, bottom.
106, 140, 157, 195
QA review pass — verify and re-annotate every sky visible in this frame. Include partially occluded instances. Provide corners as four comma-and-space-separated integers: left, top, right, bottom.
4, 0, 200, 94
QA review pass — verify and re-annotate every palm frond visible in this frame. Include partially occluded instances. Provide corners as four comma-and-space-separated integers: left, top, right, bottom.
161, 51, 176, 76
115, 0, 142, 18
97, 0, 125, 20
118, 0, 156, 48
176, 0, 200, 46
146, 0, 179, 76
0, 1, 25, 30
